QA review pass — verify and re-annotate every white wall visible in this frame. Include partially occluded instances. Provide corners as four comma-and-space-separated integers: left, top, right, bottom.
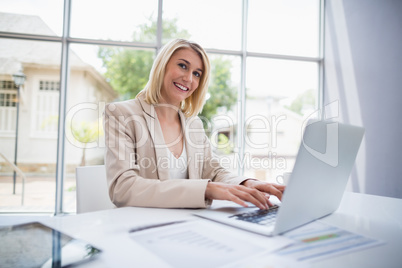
324, 0, 402, 198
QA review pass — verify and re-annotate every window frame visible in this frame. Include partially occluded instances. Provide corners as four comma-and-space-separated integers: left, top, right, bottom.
0, 0, 324, 214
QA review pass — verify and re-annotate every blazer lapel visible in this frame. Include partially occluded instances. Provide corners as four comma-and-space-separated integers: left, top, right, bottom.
180, 111, 201, 180
138, 97, 170, 181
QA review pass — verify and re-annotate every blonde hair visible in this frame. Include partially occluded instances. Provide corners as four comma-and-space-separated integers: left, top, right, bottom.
139, 39, 210, 117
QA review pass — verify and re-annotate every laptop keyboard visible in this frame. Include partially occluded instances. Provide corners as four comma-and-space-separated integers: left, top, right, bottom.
229, 205, 279, 226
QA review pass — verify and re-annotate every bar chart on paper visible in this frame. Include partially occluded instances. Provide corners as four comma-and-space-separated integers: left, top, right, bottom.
276, 221, 384, 262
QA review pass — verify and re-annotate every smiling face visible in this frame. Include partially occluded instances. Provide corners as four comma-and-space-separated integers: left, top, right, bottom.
160, 48, 204, 107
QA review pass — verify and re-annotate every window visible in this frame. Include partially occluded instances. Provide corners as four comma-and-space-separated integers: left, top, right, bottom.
0, 38, 61, 213
39, 81, 60, 91
163, 0, 243, 50
244, 58, 319, 182
0, 81, 18, 133
0, 81, 18, 107
70, 0, 158, 42
247, 0, 320, 57
0, 0, 322, 214
31, 80, 60, 137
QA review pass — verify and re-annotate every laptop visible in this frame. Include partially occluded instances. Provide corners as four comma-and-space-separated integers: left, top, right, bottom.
194, 120, 365, 236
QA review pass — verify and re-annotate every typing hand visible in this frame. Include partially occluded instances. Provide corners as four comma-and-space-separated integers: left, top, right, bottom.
241, 179, 285, 201
205, 182, 271, 210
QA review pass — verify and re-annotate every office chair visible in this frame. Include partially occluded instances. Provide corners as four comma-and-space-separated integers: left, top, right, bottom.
75, 165, 115, 213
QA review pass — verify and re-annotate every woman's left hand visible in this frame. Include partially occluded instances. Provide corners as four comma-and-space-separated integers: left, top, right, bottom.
241, 179, 285, 201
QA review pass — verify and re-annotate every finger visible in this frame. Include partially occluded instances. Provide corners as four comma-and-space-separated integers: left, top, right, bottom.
267, 198, 274, 207
274, 184, 286, 193
228, 193, 249, 208
233, 187, 268, 210
255, 184, 284, 201
268, 186, 283, 201
263, 193, 274, 207
249, 189, 270, 209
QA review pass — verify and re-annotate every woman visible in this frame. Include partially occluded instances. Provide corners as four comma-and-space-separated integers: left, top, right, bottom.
104, 39, 284, 209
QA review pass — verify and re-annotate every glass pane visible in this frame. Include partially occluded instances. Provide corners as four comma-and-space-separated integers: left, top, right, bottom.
244, 57, 318, 183
0, 39, 61, 213
0, 1, 63, 36
70, 0, 158, 42
163, 0, 242, 50
205, 55, 241, 174
63, 44, 155, 212
248, 0, 320, 57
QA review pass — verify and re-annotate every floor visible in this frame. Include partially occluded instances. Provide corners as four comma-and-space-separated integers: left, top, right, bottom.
0, 175, 76, 214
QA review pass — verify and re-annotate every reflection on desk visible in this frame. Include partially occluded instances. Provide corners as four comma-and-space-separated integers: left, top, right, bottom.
0, 222, 101, 268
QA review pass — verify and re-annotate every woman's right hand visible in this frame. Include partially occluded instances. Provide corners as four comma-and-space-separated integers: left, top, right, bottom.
205, 182, 272, 210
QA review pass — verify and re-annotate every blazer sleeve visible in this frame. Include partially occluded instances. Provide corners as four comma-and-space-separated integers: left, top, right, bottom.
104, 102, 210, 208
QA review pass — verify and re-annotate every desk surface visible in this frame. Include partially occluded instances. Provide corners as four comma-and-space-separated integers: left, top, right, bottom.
39, 192, 402, 268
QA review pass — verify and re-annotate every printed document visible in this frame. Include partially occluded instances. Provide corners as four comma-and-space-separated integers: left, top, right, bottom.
130, 219, 292, 268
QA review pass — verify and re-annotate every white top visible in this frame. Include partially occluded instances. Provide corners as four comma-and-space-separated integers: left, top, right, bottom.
167, 143, 188, 179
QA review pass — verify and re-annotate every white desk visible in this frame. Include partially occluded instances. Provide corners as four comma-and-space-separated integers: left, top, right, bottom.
39, 192, 402, 268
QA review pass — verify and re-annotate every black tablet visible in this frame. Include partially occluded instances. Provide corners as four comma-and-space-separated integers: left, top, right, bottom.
0, 221, 102, 268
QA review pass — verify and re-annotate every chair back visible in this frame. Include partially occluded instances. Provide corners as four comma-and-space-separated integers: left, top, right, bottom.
76, 165, 115, 213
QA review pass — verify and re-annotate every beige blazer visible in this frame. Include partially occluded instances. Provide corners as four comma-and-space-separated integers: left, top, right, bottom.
104, 95, 247, 208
